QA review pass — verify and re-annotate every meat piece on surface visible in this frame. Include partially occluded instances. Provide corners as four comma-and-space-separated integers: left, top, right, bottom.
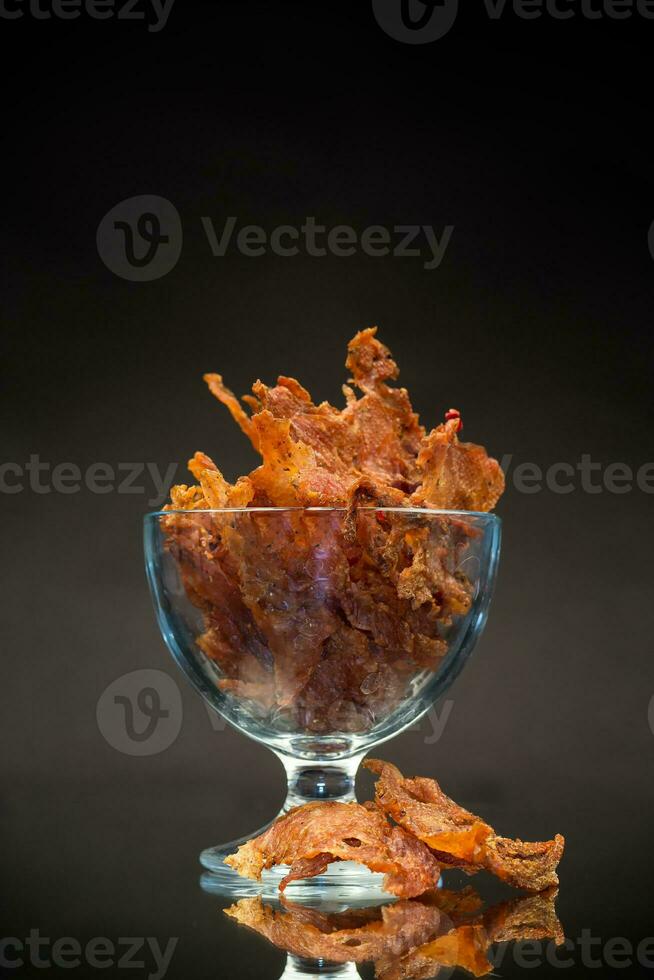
366, 759, 564, 892
224, 800, 442, 898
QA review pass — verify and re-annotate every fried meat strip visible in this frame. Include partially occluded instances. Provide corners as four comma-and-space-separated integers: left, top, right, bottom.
196, 327, 503, 509
216, 510, 347, 705
482, 834, 566, 892
165, 496, 476, 724
204, 373, 260, 451
365, 759, 493, 863
224, 801, 441, 898
164, 328, 504, 728
411, 418, 505, 513
366, 759, 564, 891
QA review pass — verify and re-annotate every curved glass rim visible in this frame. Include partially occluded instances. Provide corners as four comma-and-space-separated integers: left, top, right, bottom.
145, 507, 501, 522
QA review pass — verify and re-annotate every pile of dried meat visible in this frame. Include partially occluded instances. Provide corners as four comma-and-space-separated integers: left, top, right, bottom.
226, 758, 564, 898
163, 328, 504, 732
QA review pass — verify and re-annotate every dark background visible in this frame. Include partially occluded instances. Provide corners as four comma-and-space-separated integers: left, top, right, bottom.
2, 0, 654, 977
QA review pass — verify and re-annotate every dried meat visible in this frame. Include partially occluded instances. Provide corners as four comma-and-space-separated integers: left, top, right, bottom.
162, 328, 503, 731
224, 800, 441, 898
366, 759, 564, 892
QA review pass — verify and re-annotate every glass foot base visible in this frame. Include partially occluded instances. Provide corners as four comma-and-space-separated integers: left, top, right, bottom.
199, 819, 391, 902
200, 859, 390, 904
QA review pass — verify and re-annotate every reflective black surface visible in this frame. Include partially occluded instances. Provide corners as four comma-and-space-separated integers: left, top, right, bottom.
4, 740, 653, 978
2, 1, 653, 978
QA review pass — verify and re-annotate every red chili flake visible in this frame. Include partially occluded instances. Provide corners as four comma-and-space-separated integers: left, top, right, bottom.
444, 408, 463, 432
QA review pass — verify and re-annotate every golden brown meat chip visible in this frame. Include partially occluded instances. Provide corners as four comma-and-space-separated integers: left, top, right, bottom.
163, 329, 503, 726
410, 418, 505, 512
224, 800, 442, 898
366, 759, 564, 892
365, 758, 493, 862
181, 326, 504, 510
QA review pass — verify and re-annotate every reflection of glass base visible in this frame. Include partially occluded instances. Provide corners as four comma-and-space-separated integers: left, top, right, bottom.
280, 958, 360, 980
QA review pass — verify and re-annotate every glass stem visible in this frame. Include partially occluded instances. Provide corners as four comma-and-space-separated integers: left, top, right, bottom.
276, 752, 365, 812
280, 956, 361, 979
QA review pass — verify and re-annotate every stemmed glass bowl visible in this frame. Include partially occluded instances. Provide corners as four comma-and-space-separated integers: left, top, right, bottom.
144, 506, 501, 895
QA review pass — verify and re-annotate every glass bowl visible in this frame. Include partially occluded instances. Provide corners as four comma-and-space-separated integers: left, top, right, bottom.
144, 507, 501, 896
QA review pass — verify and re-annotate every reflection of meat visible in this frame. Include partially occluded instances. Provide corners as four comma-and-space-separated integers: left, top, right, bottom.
225, 896, 448, 964
225, 886, 564, 980
376, 924, 491, 980
163, 328, 503, 730
382, 889, 564, 980
224, 801, 441, 898
482, 888, 565, 946
366, 759, 564, 892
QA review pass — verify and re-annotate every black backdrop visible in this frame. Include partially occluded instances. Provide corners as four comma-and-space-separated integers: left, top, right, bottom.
2, 1, 654, 977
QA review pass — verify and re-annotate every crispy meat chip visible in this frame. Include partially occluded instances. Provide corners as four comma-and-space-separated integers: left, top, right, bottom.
224, 800, 441, 898
410, 419, 505, 512
163, 328, 503, 730
204, 373, 260, 451
366, 759, 564, 892
482, 834, 566, 892
173, 326, 503, 512
365, 758, 493, 862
